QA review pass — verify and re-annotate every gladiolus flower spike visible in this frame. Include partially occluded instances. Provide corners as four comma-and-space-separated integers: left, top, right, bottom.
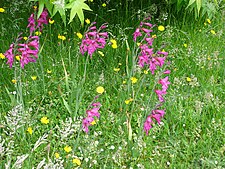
133, 18, 171, 135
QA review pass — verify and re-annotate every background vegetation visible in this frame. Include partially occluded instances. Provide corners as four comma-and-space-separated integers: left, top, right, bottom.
0, 0, 225, 168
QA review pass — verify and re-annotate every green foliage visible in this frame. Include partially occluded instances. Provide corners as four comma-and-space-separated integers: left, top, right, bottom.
29, 0, 92, 25
167, 0, 222, 19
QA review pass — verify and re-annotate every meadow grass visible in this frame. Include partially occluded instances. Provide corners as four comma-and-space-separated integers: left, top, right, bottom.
0, 2, 225, 169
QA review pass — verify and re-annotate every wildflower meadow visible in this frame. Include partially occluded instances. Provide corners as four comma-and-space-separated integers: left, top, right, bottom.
0, 0, 225, 168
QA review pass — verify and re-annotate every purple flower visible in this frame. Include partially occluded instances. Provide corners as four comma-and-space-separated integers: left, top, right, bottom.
27, 14, 35, 34
4, 44, 15, 68
82, 116, 94, 133
152, 109, 166, 125
164, 70, 171, 74
133, 28, 142, 41
37, 9, 48, 31
144, 115, 153, 135
86, 107, 100, 118
159, 76, 170, 92
155, 89, 166, 102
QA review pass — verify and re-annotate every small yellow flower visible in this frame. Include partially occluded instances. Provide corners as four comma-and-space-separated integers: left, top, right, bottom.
85, 18, 90, 24
174, 68, 177, 71
186, 77, 191, 82
114, 68, 120, 72
0, 53, 5, 59
64, 145, 72, 153
210, 30, 216, 35
118, 63, 122, 66
102, 3, 106, 7
33, 6, 37, 10
183, 44, 187, 48
27, 127, 33, 135
204, 22, 207, 26
0, 8, 5, 13
12, 79, 17, 84
47, 69, 52, 74
130, 77, 138, 84
143, 70, 148, 74
90, 120, 96, 125
72, 158, 81, 166
158, 25, 165, 31
35, 31, 42, 36
41, 116, 49, 124
76, 32, 83, 39
152, 34, 157, 38
96, 86, 105, 94
125, 98, 133, 105
23, 37, 28, 40
49, 19, 54, 24
58, 34, 66, 40
55, 152, 60, 159
207, 57, 211, 60
122, 80, 126, 84
136, 42, 141, 46
98, 51, 104, 56
31, 76, 37, 81
110, 39, 117, 44
15, 55, 20, 61
206, 19, 211, 24
112, 43, 118, 49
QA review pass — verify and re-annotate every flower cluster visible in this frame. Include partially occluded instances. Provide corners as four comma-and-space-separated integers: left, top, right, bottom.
3, 9, 48, 68
82, 102, 101, 133
133, 18, 171, 135
80, 22, 108, 58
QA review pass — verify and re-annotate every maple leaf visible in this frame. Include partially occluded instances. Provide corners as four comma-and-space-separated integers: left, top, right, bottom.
65, 0, 92, 25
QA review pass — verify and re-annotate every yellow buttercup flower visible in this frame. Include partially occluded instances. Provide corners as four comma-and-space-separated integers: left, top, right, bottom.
47, 69, 52, 74
102, 3, 106, 7
76, 32, 83, 39
49, 19, 54, 24
143, 70, 148, 74
27, 127, 33, 135
137, 42, 141, 46
31, 76, 37, 81
15, 55, 20, 61
96, 86, 105, 94
206, 19, 211, 24
0, 53, 5, 59
152, 34, 157, 38
130, 77, 138, 84
210, 30, 216, 35
90, 120, 96, 125
186, 77, 191, 82
110, 39, 117, 49
55, 152, 60, 159
12, 79, 17, 84
98, 51, 104, 56
158, 25, 165, 31
64, 145, 72, 153
58, 34, 66, 40
114, 68, 120, 72
118, 63, 122, 66
183, 44, 187, 48
72, 158, 81, 166
0, 8, 5, 13
41, 116, 49, 124
33, 6, 37, 10
122, 80, 126, 84
23, 37, 28, 40
35, 31, 42, 36
125, 98, 133, 105
85, 18, 90, 24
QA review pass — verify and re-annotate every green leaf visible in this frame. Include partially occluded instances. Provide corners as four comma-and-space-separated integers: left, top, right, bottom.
65, 0, 92, 25
52, 0, 66, 25
196, 0, 202, 16
37, 0, 45, 18
187, 0, 196, 8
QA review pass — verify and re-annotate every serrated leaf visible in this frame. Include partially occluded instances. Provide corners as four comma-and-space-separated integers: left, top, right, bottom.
65, 0, 92, 25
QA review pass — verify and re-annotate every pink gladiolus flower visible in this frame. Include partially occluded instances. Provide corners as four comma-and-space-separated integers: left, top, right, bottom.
37, 9, 48, 31
159, 76, 170, 92
164, 70, 171, 74
157, 51, 168, 56
133, 28, 142, 41
27, 14, 35, 34
155, 89, 166, 102
144, 115, 153, 135
82, 116, 94, 133
4, 44, 15, 68
86, 107, 100, 118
